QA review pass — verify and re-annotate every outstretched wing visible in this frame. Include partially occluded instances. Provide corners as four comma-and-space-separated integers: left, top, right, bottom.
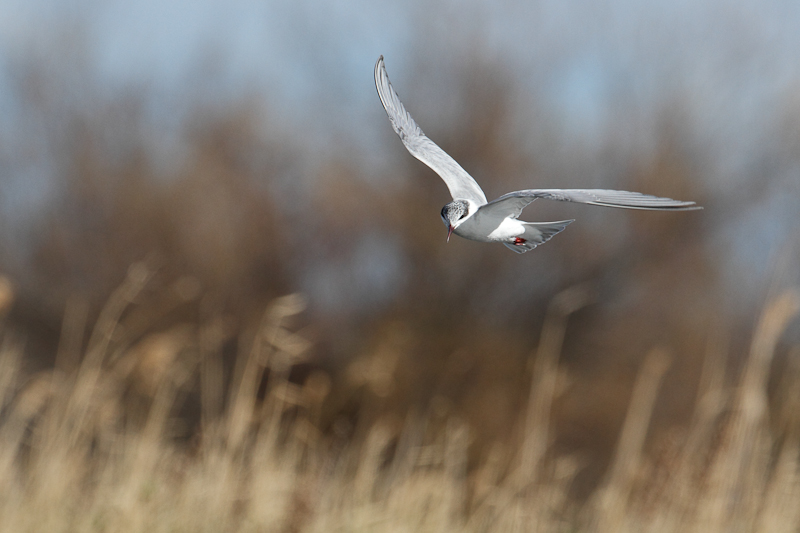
480, 189, 701, 219
375, 56, 487, 205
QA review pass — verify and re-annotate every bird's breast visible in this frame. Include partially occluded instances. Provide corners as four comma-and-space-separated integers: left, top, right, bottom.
454, 215, 524, 243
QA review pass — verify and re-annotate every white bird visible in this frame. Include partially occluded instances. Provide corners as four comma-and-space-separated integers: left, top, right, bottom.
374, 56, 701, 253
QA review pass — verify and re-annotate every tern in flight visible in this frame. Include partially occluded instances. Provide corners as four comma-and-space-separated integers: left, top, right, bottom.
375, 56, 701, 253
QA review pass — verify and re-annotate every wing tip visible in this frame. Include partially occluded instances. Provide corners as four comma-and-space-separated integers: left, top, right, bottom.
374, 56, 392, 114
591, 201, 703, 211
375, 55, 385, 81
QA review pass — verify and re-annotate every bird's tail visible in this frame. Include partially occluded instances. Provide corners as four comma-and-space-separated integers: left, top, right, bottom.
503, 219, 574, 254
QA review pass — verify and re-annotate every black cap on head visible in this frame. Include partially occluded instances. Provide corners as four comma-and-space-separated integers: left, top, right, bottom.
441, 200, 469, 224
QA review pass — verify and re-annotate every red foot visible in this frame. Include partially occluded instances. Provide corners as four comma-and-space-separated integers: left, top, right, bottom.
514, 237, 527, 245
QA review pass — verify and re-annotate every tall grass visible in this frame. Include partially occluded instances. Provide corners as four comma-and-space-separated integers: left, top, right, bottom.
0, 267, 798, 532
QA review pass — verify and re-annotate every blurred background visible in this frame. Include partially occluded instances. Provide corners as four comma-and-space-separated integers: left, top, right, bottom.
1, 0, 800, 503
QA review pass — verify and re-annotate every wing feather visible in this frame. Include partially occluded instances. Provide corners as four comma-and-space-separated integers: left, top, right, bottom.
375, 56, 487, 205
480, 189, 701, 219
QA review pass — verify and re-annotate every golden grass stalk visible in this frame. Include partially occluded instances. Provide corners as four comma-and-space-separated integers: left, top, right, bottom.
590, 348, 672, 532
698, 288, 800, 533
0, 277, 799, 532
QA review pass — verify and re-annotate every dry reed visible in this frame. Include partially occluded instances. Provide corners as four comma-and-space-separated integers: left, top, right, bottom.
0, 275, 798, 532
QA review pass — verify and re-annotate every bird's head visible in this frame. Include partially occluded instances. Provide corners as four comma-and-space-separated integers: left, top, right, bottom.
440, 199, 473, 242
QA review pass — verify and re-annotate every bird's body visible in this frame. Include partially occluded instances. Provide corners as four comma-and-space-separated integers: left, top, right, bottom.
375, 56, 701, 253
444, 198, 574, 253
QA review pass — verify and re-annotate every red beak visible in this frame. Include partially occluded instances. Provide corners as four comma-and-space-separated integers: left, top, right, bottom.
447, 225, 454, 242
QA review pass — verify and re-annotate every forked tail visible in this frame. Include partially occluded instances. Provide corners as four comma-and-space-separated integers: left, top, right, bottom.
503, 219, 574, 254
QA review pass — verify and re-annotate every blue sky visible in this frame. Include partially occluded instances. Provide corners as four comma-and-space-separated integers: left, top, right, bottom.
4, 0, 798, 158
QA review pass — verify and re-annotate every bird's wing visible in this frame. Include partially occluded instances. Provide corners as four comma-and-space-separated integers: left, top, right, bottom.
480, 189, 701, 219
375, 56, 488, 205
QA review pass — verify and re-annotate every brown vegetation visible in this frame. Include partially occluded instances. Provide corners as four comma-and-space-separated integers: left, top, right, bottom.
0, 272, 798, 531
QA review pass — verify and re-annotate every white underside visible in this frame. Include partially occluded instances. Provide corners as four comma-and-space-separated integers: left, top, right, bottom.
453, 213, 524, 243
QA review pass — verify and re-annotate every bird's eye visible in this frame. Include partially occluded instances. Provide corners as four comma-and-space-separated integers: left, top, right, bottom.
458, 211, 468, 220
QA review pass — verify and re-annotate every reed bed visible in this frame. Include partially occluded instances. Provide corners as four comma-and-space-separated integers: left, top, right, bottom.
0, 265, 798, 532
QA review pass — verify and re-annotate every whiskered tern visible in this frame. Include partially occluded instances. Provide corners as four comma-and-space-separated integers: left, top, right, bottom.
375, 56, 701, 253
